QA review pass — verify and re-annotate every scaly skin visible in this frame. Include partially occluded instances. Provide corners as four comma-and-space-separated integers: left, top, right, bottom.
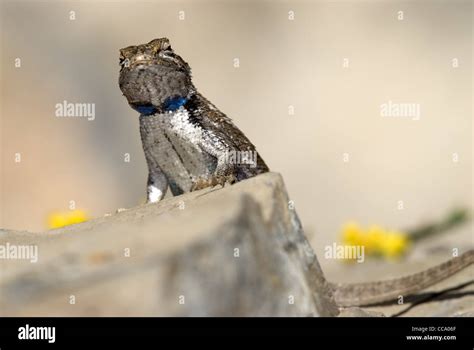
119, 38, 268, 202
332, 250, 474, 307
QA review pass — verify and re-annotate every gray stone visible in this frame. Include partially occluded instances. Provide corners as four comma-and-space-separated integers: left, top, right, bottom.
0, 173, 339, 316
1, 172, 471, 317
338, 307, 385, 317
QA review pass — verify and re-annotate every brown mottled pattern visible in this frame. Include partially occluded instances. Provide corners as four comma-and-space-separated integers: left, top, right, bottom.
332, 250, 474, 307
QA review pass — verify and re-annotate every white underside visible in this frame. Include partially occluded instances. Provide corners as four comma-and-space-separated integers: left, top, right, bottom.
147, 185, 164, 203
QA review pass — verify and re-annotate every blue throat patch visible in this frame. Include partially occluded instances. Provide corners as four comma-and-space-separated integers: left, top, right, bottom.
131, 104, 158, 116
163, 96, 188, 112
131, 96, 188, 116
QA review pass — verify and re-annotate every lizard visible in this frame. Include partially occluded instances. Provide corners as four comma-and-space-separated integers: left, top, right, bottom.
118, 37, 473, 308
118, 37, 269, 203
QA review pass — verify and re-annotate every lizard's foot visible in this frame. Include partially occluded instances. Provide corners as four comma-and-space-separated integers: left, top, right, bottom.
191, 174, 237, 192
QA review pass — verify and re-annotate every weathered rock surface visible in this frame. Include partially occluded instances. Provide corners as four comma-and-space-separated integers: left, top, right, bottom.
0, 173, 339, 316
337, 307, 385, 317
1, 172, 471, 317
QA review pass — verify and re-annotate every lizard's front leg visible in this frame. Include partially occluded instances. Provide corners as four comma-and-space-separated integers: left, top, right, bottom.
147, 167, 168, 203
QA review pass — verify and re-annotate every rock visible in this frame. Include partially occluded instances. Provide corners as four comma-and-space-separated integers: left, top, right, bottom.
2, 172, 471, 317
0, 173, 339, 316
338, 307, 385, 317
455, 311, 474, 317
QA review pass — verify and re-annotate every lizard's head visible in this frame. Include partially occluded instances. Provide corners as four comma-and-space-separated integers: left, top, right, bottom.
118, 38, 194, 115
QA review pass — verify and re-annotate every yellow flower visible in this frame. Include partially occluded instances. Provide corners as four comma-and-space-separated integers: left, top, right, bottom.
341, 222, 410, 259
380, 231, 410, 259
342, 221, 363, 245
48, 210, 88, 229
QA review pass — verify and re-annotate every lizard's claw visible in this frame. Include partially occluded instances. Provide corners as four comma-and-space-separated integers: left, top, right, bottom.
190, 174, 237, 192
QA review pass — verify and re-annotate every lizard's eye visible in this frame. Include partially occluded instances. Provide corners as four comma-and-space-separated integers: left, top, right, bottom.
119, 57, 130, 67
161, 41, 171, 51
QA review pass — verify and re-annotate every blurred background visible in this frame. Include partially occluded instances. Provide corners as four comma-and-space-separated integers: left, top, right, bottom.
1, 0, 472, 279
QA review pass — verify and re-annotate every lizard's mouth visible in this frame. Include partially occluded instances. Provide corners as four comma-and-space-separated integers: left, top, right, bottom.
125, 56, 175, 69
129, 53, 153, 64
